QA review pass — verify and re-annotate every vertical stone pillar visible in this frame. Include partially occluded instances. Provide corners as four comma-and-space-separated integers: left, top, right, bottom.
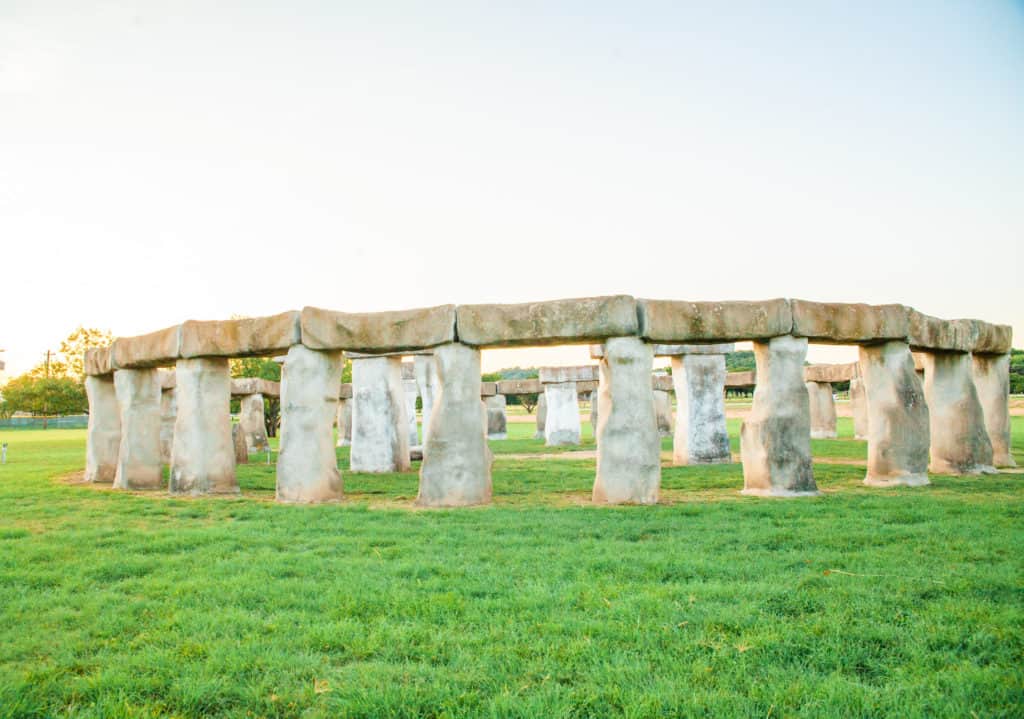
544, 383, 581, 446
159, 388, 176, 464
240, 393, 269, 452
276, 344, 343, 502
485, 395, 508, 439
351, 356, 410, 473
85, 374, 120, 483
113, 368, 164, 490
418, 343, 493, 506
593, 337, 660, 504
170, 358, 237, 495
671, 353, 730, 465
653, 389, 674, 437
335, 397, 352, 447
806, 381, 837, 439
534, 393, 547, 439
920, 351, 996, 474
589, 391, 598, 435
858, 341, 930, 486
232, 423, 248, 465
414, 355, 440, 443
403, 378, 420, 447
849, 376, 868, 440
972, 353, 1016, 468
740, 336, 818, 497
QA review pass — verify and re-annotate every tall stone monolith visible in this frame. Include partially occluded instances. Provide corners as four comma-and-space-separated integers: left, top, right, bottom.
653, 389, 673, 437
404, 378, 420, 447
920, 351, 996, 475
858, 341, 930, 487
232, 423, 248, 465
589, 391, 598, 435
159, 388, 176, 464
276, 344, 343, 502
849, 377, 868, 440
485, 394, 508, 439
671, 353, 731, 465
351, 356, 410, 473
972, 353, 1016, 468
740, 336, 818, 497
113, 368, 164, 490
414, 355, 440, 443
170, 358, 238, 495
534, 393, 547, 439
593, 337, 660, 504
544, 382, 580, 446
85, 374, 120, 483
335, 398, 352, 447
806, 381, 837, 439
240, 393, 269, 452
418, 343, 493, 506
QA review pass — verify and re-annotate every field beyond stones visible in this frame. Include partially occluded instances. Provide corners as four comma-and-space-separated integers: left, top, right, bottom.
1, 417, 1022, 718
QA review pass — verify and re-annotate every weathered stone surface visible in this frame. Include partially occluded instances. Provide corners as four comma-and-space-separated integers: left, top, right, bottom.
232, 423, 248, 465
539, 366, 599, 384
577, 380, 599, 394
339, 383, 353, 400
85, 375, 120, 483
639, 298, 792, 343
84, 347, 113, 376
276, 345, 344, 502
159, 387, 176, 464
301, 305, 456, 353
908, 311, 975, 352
849, 377, 868, 440
672, 354, 730, 465
350, 356, 410, 473
180, 312, 300, 359
740, 336, 818, 496
971, 353, 1016, 468
806, 381, 837, 439
544, 382, 581, 446
485, 395, 507, 439
593, 337, 660, 504
589, 390, 598, 431
404, 379, 420, 447
534, 393, 547, 439
111, 326, 181, 369
401, 361, 416, 381
418, 343, 493, 506
653, 389, 673, 437
726, 371, 756, 388
653, 343, 736, 357
919, 351, 995, 475
169, 358, 238, 495
335, 398, 352, 447
158, 370, 176, 390
858, 342, 930, 486
971, 322, 1012, 355
457, 296, 638, 347
496, 379, 541, 395
240, 393, 269, 452
651, 375, 674, 392
230, 377, 280, 398
113, 369, 164, 490
479, 381, 497, 397
803, 363, 859, 384
414, 355, 440, 443
790, 301, 909, 344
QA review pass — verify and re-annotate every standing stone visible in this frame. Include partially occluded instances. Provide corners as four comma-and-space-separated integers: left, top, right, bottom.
806, 381, 837, 439
671, 353, 731, 465
113, 368, 164, 490
653, 389, 674, 437
170, 358, 237, 495
403, 379, 420, 447
544, 382, 580, 446
418, 343, 493, 506
485, 394, 508, 439
335, 398, 352, 447
159, 388, 176, 464
232, 423, 248, 464
351, 357, 410, 473
740, 336, 818, 497
972, 353, 1016, 468
920, 351, 996, 474
593, 337, 660, 504
534, 393, 547, 439
239, 393, 269, 453
858, 341, 930, 487
849, 377, 869, 440
85, 375, 120, 483
589, 391, 598, 436
276, 345, 343, 502
414, 355, 440, 443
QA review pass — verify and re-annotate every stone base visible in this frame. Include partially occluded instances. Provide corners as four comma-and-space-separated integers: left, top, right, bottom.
863, 472, 930, 487
546, 429, 579, 446
928, 460, 998, 476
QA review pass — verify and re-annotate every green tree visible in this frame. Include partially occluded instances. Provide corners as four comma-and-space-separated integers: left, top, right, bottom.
1010, 349, 1024, 394
0, 375, 87, 427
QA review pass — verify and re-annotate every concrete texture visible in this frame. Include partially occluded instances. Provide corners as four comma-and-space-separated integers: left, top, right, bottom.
806, 381, 838, 439
180, 311, 300, 358
496, 379, 541, 395
485, 394, 508, 439
404, 379, 420, 447
456, 295, 638, 347
84, 347, 113, 376
417, 343, 493, 506
169, 358, 238, 495
276, 345, 344, 502
920, 351, 996, 475
858, 341, 930, 487
790, 301, 909, 344
539, 365, 600, 384
544, 382, 581, 446
239, 393, 269, 452
159, 388, 176, 464
111, 326, 181, 370
972, 353, 1016, 467
849, 377, 868, 440
804, 363, 860, 384
113, 368, 164, 490
534, 393, 547, 439
301, 304, 456, 353
414, 355, 440, 444
593, 337, 660, 504
740, 336, 818, 497
638, 298, 792, 343
232, 423, 248, 465
671, 353, 730, 465
335, 398, 352, 447
351, 356, 411, 473
85, 375, 120, 483
653, 389, 673, 437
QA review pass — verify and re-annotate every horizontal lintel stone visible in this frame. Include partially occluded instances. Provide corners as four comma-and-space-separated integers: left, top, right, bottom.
84, 347, 113, 376
496, 379, 542, 395
180, 312, 301, 359
301, 305, 456, 353
456, 295, 638, 348
539, 365, 600, 384
230, 377, 281, 398
111, 325, 182, 369
803, 362, 860, 383
480, 381, 497, 397
339, 383, 353, 399
908, 311, 976, 353
638, 298, 792, 343
725, 371, 756, 388
790, 300, 909, 344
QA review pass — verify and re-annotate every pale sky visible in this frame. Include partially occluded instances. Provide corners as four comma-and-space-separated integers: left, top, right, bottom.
2, 1, 1022, 377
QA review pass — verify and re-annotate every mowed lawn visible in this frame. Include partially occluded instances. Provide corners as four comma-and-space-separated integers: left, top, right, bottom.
0, 417, 1022, 718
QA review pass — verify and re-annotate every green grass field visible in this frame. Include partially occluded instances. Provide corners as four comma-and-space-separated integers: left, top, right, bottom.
0, 417, 1022, 718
